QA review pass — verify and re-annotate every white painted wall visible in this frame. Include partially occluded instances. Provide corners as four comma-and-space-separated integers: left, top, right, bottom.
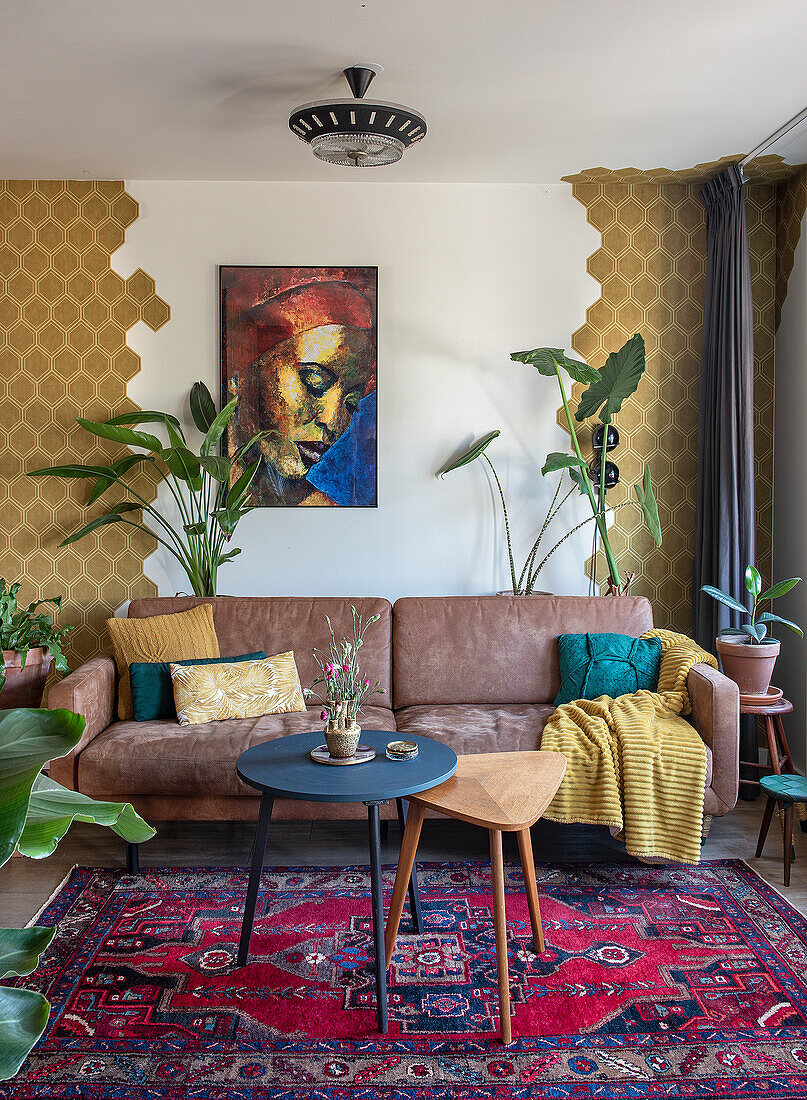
117, 181, 598, 602
774, 210, 807, 772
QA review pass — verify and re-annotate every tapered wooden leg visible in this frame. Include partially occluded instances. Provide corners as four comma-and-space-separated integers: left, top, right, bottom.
517, 828, 544, 953
489, 828, 512, 1046
765, 717, 782, 774
384, 801, 425, 969
756, 796, 776, 857
784, 804, 794, 887
397, 798, 423, 932
775, 716, 792, 767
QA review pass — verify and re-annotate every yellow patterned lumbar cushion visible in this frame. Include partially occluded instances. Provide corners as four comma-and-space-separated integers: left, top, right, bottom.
107, 603, 220, 721
170, 652, 307, 726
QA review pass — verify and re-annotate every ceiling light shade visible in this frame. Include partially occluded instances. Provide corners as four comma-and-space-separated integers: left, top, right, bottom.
289, 64, 427, 168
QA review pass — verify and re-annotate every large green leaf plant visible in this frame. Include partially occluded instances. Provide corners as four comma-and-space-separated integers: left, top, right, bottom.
0, 581, 71, 694
0, 708, 155, 1080
30, 382, 269, 597
510, 334, 661, 594
441, 334, 662, 594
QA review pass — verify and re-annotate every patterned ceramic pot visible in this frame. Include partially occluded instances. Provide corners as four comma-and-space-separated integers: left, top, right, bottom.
325, 717, 361, 759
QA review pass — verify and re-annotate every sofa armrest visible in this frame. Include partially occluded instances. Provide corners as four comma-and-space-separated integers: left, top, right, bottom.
688, 661, 739, 814
48, 653, 117, 789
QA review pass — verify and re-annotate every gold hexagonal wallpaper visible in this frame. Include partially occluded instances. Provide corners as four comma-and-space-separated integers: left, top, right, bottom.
0, 181, 170, 668
557, 161, 793, 633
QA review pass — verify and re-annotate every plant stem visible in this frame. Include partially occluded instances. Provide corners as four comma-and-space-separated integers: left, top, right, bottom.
598, 426, 607, 586
528, 502, 630, 587
555, 367, 621, 588
481, 453, 518, 594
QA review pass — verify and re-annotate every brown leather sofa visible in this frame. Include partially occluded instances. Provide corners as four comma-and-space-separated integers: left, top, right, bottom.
49, 594, 739, 824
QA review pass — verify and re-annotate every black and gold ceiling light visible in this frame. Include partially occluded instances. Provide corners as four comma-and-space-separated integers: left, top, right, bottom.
289, 64, 427, 168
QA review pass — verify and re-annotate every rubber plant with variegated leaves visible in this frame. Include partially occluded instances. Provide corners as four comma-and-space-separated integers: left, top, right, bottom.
29, 381, 272, 597
0, 707, 155, 1080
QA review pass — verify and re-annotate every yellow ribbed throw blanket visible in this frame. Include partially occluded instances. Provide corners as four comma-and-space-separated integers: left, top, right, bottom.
540, 629, 717, 864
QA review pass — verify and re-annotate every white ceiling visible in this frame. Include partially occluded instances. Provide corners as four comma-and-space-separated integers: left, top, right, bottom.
2, 0, 807, 183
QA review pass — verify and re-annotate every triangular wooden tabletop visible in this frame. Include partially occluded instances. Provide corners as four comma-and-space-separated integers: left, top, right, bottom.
409, 750, 567, 831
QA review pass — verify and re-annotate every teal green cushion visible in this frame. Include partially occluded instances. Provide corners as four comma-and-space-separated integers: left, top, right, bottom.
554, 633, 662, 707
129, 652, 267, 722
760, 773, 807, 804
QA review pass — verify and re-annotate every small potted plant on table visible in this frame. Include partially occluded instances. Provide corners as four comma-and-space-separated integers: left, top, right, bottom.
306, 608, 384, 759
0, 579, 71, 709
702, 566, 802, 696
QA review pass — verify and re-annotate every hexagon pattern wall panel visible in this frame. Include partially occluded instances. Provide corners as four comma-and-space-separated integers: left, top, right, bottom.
775, 167, 807, 330
557, 165, 776, 633
0, 181, 170, 668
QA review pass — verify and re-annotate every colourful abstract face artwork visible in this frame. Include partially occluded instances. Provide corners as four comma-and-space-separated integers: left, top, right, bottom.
220, 266, 377, 507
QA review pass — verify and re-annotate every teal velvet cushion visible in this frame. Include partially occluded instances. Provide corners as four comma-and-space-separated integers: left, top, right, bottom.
130, 652, 267, 722
554, 633, 662, 707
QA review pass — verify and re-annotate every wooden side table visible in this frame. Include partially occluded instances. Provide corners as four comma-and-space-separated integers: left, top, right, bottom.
384, 750, 567, 1045
739, 695, 794, 788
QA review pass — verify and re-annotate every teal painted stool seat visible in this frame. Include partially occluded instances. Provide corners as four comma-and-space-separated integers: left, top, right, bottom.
756, 774, 807, 885
761, 774, 807, 804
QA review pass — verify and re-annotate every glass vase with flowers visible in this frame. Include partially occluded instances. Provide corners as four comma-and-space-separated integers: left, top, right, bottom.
306, 608, 385, 759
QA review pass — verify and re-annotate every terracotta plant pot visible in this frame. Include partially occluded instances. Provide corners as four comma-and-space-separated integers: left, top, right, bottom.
1, 647, 53, 709
715, 637, 779, 695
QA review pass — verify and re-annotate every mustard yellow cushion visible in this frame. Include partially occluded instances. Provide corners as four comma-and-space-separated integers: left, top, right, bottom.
170, 652, 306, 726
107, 603, 220, 720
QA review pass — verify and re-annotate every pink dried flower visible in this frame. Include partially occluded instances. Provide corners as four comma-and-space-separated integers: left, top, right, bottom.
363, 678, 370, 687
343, 663, 349, 671
320, 710, 327, 721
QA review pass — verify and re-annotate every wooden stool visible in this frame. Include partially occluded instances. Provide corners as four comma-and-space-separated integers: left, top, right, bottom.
756, 773, 807, 886
739, 695, 795, 789
384, 750, 566, 1045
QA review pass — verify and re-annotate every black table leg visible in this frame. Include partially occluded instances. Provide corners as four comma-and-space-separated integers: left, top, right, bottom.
396, 797, 423, 933
237, 793, 273, 967
125, 842, 139, 874
367, 801, 388, 1034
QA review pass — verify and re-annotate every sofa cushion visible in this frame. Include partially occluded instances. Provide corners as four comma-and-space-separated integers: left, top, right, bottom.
128, 596, 393, 709
107, 603, 220, 721
394, 703, 557, 754
554, 633, 662, 706
392, 595, 655, 707
76, 705, 397, 798
130, 651, 267, 721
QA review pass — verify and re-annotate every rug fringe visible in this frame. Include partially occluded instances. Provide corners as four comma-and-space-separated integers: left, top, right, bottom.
25, 864, 77, 927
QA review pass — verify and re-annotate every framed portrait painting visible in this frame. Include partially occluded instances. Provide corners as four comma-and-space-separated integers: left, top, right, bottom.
220, 266, 378, 508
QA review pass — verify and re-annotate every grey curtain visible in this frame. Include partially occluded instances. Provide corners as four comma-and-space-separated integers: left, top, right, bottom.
692, 163, 756, 647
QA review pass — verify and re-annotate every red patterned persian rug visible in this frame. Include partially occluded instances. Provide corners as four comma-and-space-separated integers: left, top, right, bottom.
3, 859, 807, 1098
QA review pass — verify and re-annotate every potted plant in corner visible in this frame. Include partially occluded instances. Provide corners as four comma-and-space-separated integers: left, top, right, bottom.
702, 566, 802, 696
0, 580, 71, 709
0, 706, 154, 1080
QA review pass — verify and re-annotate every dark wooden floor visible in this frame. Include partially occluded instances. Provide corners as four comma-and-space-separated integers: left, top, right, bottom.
3, 797, 805, 927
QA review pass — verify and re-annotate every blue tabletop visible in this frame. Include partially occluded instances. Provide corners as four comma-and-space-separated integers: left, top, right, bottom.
237, 731, 458, 803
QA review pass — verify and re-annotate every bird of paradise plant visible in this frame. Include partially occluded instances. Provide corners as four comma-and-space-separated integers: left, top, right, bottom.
30, 382, 270, 597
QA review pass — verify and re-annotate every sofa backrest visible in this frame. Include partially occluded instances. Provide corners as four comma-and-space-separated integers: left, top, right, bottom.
392, 594, 655, 708
127, 596, 393, 709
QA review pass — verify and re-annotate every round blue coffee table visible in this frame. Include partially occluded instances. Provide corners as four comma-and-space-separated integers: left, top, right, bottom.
235, 730, 458, 1033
